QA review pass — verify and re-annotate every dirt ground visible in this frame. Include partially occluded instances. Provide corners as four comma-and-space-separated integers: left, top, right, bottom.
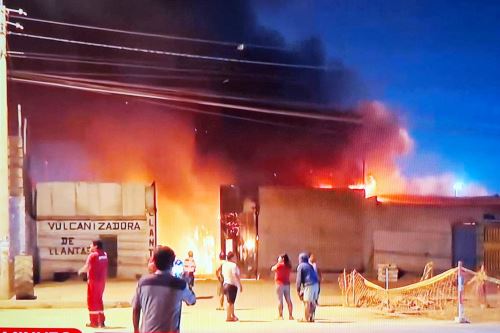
0, 275, 499, 332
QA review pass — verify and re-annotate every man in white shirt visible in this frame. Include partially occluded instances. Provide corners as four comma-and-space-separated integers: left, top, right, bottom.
215, 252, 226, 310
221, 251, 242, 321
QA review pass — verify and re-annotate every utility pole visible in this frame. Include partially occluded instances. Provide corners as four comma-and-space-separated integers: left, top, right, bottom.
0, 0, 11, 300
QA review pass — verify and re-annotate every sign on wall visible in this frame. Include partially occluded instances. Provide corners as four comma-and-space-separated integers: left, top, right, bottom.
37, 220, 149, 258
147, 214, 156, 257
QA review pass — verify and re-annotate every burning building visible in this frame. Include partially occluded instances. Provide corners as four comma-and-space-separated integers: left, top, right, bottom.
221, 185, 500, 278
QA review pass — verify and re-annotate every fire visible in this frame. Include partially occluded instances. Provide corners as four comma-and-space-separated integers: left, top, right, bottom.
244, 239, 256, 252
29, 102, 233, 275
183, 227, 216, 275
348, 175, 377, 197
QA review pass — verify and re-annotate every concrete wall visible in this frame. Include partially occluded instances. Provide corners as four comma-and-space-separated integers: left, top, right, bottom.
35, 182, 156, 281
36, 182, 147, 218
258, 187, 365, 276
364, 203, 500, 273
257, 186, 500, 276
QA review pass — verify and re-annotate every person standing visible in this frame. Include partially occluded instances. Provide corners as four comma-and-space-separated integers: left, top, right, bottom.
78, 240, 108, 328
132, 245, 196, 333
309, 253, 322, 305
222, 251, 242, 322
183, 250, 196, 288
215, 252, 226, 310
296, 252, 319, 322
271, 254, 294, 320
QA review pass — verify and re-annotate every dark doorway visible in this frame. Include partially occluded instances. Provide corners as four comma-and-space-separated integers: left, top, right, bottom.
452, 223, 477, 270
100, 235, 118, 278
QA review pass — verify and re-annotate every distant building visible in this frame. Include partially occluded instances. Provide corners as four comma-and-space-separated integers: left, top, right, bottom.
221, 186, 500, 278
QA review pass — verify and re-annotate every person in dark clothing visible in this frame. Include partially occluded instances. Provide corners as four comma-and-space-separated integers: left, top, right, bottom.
296, 252, 319, 322
309, 253, 322, 305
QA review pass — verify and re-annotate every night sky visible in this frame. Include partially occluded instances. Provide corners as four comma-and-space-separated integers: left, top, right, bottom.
256, 0, 500, 193
5, 0, 500, 195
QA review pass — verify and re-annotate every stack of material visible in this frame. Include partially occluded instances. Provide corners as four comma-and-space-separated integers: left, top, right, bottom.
14, 255, 36, 300
377, 263, 398, 282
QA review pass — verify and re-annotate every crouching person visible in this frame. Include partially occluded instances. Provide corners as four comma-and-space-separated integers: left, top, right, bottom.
133, 246, 196, 333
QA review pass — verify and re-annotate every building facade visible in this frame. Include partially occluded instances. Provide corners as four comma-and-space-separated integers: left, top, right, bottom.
221, 186, 500, 278
35, 182, 156, 281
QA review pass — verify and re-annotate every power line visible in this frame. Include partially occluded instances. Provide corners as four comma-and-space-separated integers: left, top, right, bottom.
8, 72, 361, 124
8, 32, 326, 70
10, 14, 287, 52
7, 72, 346, 134
23, 70, 224, 82
8, 69, 340, 115
7, 51, 294, 81
140, 100, 344, 136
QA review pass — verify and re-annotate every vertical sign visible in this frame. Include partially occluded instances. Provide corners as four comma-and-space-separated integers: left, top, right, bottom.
147, 213, 156, 257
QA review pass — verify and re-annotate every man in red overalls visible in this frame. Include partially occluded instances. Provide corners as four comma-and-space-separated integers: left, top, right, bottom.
79, 240, 108, 328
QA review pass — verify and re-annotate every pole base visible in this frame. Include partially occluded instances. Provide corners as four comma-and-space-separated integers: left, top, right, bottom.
454, 316, 470, 324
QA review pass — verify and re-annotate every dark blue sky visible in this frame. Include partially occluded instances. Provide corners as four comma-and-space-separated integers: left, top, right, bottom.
256, 0, 500, 194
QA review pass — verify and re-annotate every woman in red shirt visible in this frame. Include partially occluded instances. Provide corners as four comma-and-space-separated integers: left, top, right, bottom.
271, 254, 294, 320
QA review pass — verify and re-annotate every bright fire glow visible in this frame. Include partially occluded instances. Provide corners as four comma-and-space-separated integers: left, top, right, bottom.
244, 239, 255, 252
316, 183, 333, 189
184, 227, 216, 275
349, 175, 377, 198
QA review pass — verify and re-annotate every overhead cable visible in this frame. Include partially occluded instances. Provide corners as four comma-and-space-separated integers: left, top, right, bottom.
9, 70, 326, 111
7, 51, 292, 81
8, 73, 361, 124
8, 32, 326, 70
10, 14, 287, 51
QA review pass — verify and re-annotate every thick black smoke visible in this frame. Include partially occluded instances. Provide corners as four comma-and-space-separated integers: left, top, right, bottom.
7, 0, 366, 187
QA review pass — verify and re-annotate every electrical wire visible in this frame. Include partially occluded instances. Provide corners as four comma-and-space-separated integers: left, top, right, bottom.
140, 100, 344, 136
10, 14, 288, 52
8, 31, 326, 70
24, 70, 226, 82
8, 72, 361, 124
7, 51, 295, 82
9, 69, 346, 115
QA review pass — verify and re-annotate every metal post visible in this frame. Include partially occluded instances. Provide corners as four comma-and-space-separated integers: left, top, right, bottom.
385, 267, 389, 290
351, 270, 356, 306
385, 266, 390, 309
0, 0, 12, 300
455, 261, 469, 323
343, 268, 348, 306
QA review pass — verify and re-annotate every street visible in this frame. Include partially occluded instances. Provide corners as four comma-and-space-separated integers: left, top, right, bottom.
0, 279, 499, 333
